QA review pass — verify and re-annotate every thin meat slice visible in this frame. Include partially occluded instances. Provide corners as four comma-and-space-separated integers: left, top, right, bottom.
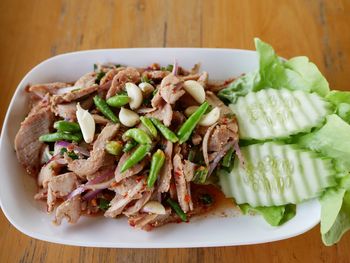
106, 67, 140, 99
54, 195, 81, 225
37, 160, 64, 188
52, 85, 98, 104
205, 91, 232, 117
146, 102, 173, 127
129, 213, 158, 230
142, 70, 169, 80
29, 82, 71, 96
115, 152, 147, 182
123, 190, 153, 216
183, 160, 196, 181
68, 124, 120, 178
173, 154, 192, 213
197, 71, 208, 88
208, 118, 239, 152
100, 67, 125, 85
47, 172, 78, 212
202, 123, 218, 166
104, 177, 146, 218
151, 89, 164, 108
159, 74, 185, 104
14, 97, 54, 175
157, 140, 173, 193
74, 72, 97, 89
51, 102, 77, 121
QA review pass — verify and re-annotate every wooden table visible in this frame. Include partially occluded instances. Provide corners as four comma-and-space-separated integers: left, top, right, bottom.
0, 0, 349, 262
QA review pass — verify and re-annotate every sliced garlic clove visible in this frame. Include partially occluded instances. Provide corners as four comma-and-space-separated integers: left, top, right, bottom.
141, 201, 166, 215
138, 82, 155, 97
183, 80, 206, 104
76, 103, 95, 143
119, 107, 140, 127
199, 107, 221, 126
125, 82, 143, 109
184, 106, 199, 117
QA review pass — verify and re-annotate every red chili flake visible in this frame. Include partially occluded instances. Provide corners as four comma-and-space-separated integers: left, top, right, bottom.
174, 170, 181, 177
67, 144, 74, 151
136, 176, 143, 182
129, 221, 136, 227
184, 194, 191, 203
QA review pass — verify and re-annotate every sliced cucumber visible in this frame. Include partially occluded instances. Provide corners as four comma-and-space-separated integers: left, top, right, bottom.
219, 142, 336, 206
229, 88, 331, 140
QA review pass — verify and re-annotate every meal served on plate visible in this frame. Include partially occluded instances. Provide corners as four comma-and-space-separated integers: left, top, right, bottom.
14, 39, 350, 245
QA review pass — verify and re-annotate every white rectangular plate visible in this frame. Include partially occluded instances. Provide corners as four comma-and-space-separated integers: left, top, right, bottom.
0, 48, 320, 248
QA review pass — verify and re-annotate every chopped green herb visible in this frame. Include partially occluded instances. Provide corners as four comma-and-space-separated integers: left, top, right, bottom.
67, 151, 79, 160
93, 64, 98, 71
199, 194, 213, 205
161, 64, 173, 72
115, 64, 122, 68
60, 147, 68, 155
95, 71, 106, 84
98, 198, 111, 211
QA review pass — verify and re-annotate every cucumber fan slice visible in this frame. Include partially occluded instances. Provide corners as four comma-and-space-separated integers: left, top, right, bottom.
219, 142, 336, 207
229, 88, 331, 140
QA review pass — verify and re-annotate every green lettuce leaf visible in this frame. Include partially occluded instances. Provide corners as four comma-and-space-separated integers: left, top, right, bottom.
322, 191, 350, 246
326, 91, 350, 123
320, 188, 346, 234
239, 204, 296, 226
298, 114, 350, 170
326, 90, 350, 105
218, 38, 329, 103
217, 70, 261, 103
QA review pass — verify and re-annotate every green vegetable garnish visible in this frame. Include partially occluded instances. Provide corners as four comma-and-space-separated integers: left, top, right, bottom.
98, 198, 111, 211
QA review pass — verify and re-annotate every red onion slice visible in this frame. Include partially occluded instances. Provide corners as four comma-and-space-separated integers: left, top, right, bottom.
172, 60, 179, 76
234, 141, 245, 167
208, 141, 234, 176
83, 189, 103, 201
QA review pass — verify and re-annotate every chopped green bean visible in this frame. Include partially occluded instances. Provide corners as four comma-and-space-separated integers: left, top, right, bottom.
177, 102, 209, 144
222, 147, 235, 168
147, 149, 165, 188
123, 140, 137, 153
54, 120, 81, 133
105, 141, 123, 155
106, 95, 130, 107
166, 198, 187, 222
39, 132, 82, 142
150, 118, 178, 143
192, 166, 208, 184
120, 144, 152, 172
122, 128, 152, 145
93, 95, 119, 123
140, 116, 157, 138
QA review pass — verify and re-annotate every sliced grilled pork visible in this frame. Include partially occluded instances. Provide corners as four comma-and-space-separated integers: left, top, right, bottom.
106, 67, 140, 98
173, 154, 193, 213
51, 102, 77, 121
54, 195, 81, 225
146, 102, 173, 127
115, 152, 147, 182
159, 74, 185, 104
123, 190, 153, 216
29, 82, 71, 96
47, 172, 78, 212
104, 177, 146, 217
14, 97, 54, 175
67, 124, 119, 178
157, 140, 173, 193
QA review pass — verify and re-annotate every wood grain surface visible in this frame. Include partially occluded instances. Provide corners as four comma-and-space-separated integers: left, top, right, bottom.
0, 0, 349, 262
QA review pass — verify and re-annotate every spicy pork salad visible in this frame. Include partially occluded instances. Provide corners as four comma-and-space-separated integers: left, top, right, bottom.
14, 39, 350, 245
